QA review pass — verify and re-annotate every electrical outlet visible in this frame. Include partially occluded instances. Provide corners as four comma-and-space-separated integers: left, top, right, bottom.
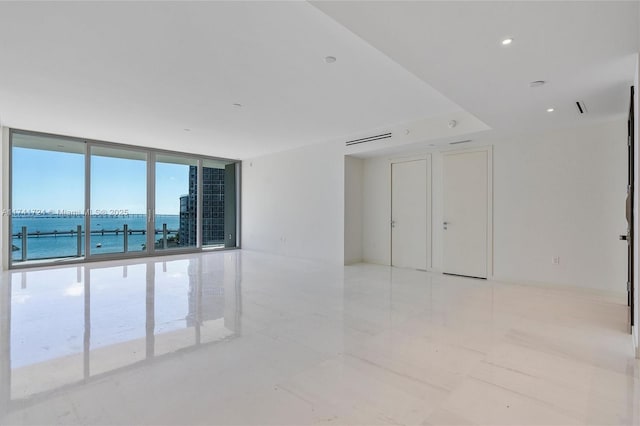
552, 256, 560, 265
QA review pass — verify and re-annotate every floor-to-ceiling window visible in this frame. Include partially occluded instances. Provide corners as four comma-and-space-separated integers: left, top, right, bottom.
155, 155, 198, 251
202, 159, 237, 248
11, 133, 86, 262
8, 130, 240, 268
89, 146, 148, 256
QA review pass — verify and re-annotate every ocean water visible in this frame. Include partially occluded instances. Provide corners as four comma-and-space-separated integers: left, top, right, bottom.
11, 215, 180, 261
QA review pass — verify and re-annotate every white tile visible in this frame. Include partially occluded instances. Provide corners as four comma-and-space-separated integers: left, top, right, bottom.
440, 378, 585, 425
0, 251, 637, 425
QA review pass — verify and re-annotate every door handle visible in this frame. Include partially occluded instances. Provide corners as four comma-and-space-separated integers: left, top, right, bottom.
620, 235, 628, 241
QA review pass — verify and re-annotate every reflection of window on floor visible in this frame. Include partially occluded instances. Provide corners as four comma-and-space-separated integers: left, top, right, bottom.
1, 259, 241, 406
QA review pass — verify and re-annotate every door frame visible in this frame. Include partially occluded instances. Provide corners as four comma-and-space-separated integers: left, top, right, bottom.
628, 85, 635, 333
389, 154, 433, 271
440, 145, 493, 279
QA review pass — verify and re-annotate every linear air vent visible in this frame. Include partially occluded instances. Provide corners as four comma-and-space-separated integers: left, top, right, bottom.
345, 132, 392, 146
448, 139, 472, 145
576, 101, 587, 114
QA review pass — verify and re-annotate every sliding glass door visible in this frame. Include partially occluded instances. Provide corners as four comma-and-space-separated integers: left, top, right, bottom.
89, 146, 147, 256
11, 133, 85, 263
201, 159, 237, 248
154, 155, 198, 251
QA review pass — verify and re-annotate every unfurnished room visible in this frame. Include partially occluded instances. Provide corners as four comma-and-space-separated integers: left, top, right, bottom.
0, 1, 639, 425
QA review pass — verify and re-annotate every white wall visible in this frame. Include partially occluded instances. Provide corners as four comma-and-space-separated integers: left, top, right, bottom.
493, 119, 626, 293
241, 140, 345, 264
344, 156, 363, 264
361, 119, 627, 295
242, 116, 627, 299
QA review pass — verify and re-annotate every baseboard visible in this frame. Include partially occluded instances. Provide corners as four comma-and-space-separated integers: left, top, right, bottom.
361, 258, 391, 267
490, 275, 628, 305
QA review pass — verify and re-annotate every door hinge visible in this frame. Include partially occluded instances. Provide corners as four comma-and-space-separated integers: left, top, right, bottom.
628, 281, 632, 292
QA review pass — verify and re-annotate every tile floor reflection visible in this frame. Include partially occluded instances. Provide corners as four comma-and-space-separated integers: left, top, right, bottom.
0, 250, 638, 425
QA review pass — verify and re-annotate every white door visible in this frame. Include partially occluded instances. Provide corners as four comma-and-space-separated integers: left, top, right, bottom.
442, 150, 488, 278
391, 159, 428, 270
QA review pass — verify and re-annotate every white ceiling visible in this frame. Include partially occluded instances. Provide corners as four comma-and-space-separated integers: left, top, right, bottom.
0, 1, 638, 160
313, 0, 640, 139
0, 1, 464, 159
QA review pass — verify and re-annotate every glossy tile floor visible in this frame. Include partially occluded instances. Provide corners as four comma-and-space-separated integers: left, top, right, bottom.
0, 250, 638, 425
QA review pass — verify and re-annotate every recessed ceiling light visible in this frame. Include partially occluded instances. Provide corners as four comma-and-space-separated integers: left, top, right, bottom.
529, 80, 546, 88
233, 103, 243, 107
501, 38, 513, 46
546, 108, 555, 112
324, 56, 337, 63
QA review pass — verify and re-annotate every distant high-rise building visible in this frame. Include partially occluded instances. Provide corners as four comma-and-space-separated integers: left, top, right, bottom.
202, 167, 226, 245
178, 166, 226, 246
179, 193, 196, 246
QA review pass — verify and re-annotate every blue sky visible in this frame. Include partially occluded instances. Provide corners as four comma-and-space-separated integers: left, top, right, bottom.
12, 148, 189, 215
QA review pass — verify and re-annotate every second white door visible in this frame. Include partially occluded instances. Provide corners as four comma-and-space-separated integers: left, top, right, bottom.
391, 159, 428, 270
442, 150, 488, 278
